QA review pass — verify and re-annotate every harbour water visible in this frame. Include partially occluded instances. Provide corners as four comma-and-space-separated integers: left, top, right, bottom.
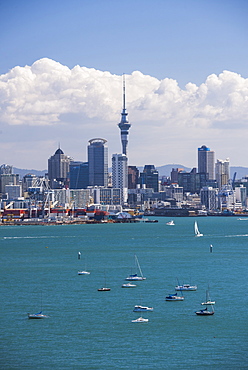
0, 217, 247, 369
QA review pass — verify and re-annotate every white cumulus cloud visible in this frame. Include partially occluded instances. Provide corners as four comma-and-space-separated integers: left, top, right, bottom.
1, 58, 248, 169
1, 58, 248, 129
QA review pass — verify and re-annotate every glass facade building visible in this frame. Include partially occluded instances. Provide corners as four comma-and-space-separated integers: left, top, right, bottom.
88, 139, 108, 187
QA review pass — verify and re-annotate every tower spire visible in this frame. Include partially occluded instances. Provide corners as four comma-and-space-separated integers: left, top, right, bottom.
118, 74, 131, 156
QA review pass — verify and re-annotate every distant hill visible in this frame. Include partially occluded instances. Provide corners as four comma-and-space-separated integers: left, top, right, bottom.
12, 165, 248, 180
13, 167, 47, 178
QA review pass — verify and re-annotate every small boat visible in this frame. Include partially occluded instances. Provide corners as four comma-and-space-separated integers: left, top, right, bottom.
131, 316, 149, 323
166, 220, 175, 225
78, 257, 90, 275
125, 254, 146, 281
175, 284, 197, 291
133, 305, 153, 312
28, 311, 49, 319
122, 282, 136, 288
201, 288, 215, 305
195, 307, 214, 316
194, 221, 203, 237
165, 293, 184, 301
98, 273, 110, 291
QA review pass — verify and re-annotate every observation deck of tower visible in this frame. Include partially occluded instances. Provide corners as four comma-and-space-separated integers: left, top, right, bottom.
118, 75, 131, 156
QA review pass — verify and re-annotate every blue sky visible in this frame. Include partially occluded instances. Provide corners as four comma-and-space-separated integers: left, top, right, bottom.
0, 0, 248, 170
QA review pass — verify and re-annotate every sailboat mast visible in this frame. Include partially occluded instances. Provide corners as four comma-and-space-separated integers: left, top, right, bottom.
135, 254, 143, 278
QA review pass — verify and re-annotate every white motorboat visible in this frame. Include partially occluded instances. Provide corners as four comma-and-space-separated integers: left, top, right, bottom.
78, 271, 90, 275
166, 220, 175, 225
194, 221, 203, 237
122, 282, 136, 288
133, 305, 153, 312
132, 317, 149, 323
125, 254, 146, 281
175, 284, 197, 291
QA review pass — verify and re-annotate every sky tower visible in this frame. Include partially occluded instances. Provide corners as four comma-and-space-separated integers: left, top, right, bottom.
118, 75, 131, 155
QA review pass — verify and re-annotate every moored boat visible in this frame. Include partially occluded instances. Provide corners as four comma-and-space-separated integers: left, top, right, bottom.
132, 316, 149, 323
28, 311, 49, 319
165, 293, 184, 301
122, 282, 136, 288
133, 305, 153, 312
125, 255, 146, 281
195, 307, 214, 316
175, 284, 197, 291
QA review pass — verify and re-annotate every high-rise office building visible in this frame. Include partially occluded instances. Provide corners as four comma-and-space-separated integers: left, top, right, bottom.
139, 165, 159, 192
112, 153, 128, 204
118, 76, 131, 155
69, 161, 89, 189
128, 166, 139, 189
198, 145, 215, 180
215, 158, 230, 189
48, 147, 71, 188
88, 138, 108, 187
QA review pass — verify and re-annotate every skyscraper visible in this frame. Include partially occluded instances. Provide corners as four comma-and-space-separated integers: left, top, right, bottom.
118, 76, 131, 155
88, 138, 108, 187
215, 158, 230, 189
48, 147, 71, 188
69, 161, 89, 189
139, 165, 159, 192
198, 145, 215, 180
112, 153, 128, 204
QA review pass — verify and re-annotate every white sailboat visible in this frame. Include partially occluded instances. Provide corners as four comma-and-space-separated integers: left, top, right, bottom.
194, 221, 203, 237
201, 287, 215, 305
28, 293, 49, 319
125, 254, 146, 281
78, 262, 90, 275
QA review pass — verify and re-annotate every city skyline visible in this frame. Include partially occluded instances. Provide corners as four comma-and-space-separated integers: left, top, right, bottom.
0, 1, 248, 169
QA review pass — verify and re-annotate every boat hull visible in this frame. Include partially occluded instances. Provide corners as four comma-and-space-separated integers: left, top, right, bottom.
195, 311, 214, 316
28, 314, 49, 319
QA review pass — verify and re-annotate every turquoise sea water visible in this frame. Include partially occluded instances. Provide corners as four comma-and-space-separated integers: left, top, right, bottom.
0, 217, 247, 369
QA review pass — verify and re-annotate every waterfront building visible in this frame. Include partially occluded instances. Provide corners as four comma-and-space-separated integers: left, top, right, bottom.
0, 173, 19, 194
164, 184, 184, 202
112, 154, 128, 205
88, 138, 108, 187
118, 75, 131, 156
89, 187, 121, 205
235, 185, 247, 208
218, 184, 235, 211
22, 174, 39, 194
48, 147, 71, 189
139, 165, 159, 192
128, 166, 139, 189
200, 186, 218, 211
215, 158, 230, 189
5, 184, 22, 200
69, 189, 91, 209
198, 145, 215, 180
69, 161, 89, 189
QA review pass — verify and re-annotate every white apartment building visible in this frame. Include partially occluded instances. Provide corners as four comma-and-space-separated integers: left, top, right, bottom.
112, 153, 128, 205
